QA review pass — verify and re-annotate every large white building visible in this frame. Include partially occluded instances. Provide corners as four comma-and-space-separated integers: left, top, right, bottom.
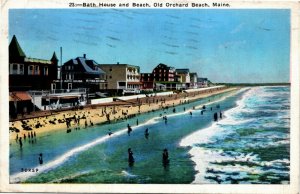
98, 63, 142, 95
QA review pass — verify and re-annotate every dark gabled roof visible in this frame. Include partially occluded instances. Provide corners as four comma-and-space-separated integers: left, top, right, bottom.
9, 35, 26, 58
99, 63, 140, 69
154, 63, 174, 70
190, 72, 198, 77
51, 52, 58, 62
175, 69, 190, 74
65, 57, 105, 75
197, 77, 208, 81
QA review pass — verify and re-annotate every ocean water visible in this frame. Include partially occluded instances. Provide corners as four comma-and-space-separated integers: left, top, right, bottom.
181, 86, 290, 184
10, 86, 290, 184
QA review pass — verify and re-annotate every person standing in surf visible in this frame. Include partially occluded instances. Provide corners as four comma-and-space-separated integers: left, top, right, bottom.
162, 148, 169, 167
128, 148, 134, 166
214, 112, 218, 121
19, 137, 23, 148
38, 153, 43, 165
144, 128, 149, 139
127, 124, 132, 136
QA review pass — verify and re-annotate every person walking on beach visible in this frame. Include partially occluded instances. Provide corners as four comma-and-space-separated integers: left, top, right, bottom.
39, 153, 43, 165
15, 134, 18, 142
144, 128, 149, 139
23, 134, 26, 141
162, 148, 169, 167
219, 111, 222, 119
19, 137, 23, 148
190, 111, 193, 116
136, 119, 139, 126
128, 148, 134, 166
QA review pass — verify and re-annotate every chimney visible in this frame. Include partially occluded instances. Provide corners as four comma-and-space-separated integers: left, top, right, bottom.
117, 62, 119, 65
83, 54, 86, 58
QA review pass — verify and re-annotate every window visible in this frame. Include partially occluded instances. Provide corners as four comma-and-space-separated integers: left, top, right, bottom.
9, 63, 24, 75
68, 83, 72, 90
19, 64, 24, 75
44, 66, 48, 76
35, 66, 39, 75
51, 83, 56, 90
28, 65, 34, 75
118, 82, 126, 87
68, 73, 74, 80
11, 64, 18, 74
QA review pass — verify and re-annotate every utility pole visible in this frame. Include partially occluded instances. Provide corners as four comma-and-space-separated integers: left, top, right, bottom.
60, 47, 63, 90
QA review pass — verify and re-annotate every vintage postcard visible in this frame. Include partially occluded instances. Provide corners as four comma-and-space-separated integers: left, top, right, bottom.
0, 0, 299, 193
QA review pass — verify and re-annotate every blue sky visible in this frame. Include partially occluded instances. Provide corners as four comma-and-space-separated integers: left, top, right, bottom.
9, 9, 290, 83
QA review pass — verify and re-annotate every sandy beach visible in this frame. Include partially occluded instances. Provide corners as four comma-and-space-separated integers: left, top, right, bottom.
9, 87, 238, 141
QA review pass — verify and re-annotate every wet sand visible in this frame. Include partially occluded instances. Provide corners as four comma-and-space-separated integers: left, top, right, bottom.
9, 87, 238, 141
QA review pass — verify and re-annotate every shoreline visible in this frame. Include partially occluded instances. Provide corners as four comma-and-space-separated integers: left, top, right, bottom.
9, 87, 239, 141
10, 86, 241, 183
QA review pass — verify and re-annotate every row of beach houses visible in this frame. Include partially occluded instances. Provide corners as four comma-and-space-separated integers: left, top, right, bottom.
9, 35, 210, 118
